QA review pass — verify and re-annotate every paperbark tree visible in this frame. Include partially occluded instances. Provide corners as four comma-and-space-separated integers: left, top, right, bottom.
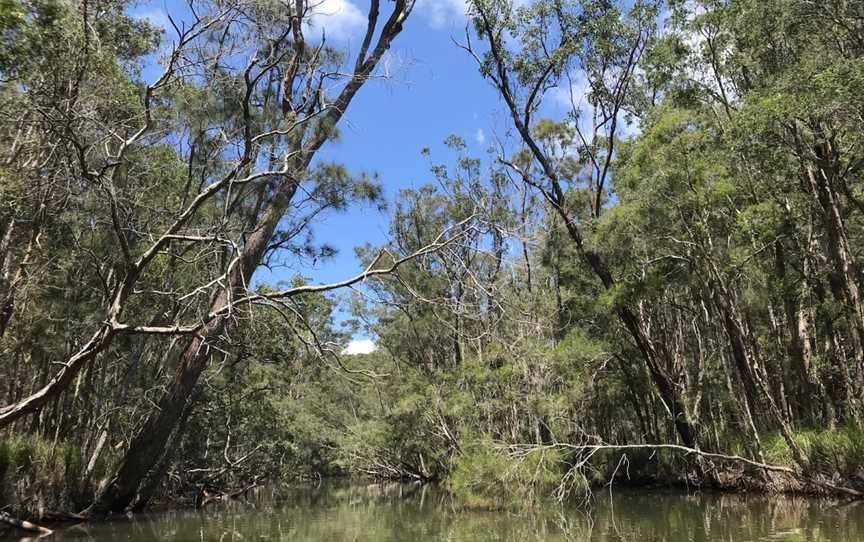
463, 0, 700, 449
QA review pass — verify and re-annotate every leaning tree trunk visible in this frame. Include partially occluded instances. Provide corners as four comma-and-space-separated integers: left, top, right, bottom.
710, 278, 807, 469
87, 187, 295, 515
88, 0, 413, 513
468, 1, 701, 449
129, 390, 197, 512
806, 163, 864, 369
570, 229, 699, 449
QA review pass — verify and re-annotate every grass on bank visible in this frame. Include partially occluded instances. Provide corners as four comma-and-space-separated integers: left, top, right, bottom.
761, 425, 864, 478
0, 434, 111, 516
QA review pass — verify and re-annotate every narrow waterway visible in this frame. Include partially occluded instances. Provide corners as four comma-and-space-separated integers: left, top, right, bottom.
15, 483, 863, 542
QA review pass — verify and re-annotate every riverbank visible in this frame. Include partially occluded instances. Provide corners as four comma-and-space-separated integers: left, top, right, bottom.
4, 427, 864, 524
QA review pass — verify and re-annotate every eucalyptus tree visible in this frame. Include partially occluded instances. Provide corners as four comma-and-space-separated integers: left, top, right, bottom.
313, 0, 864, 495
461, 0, 702, 449
620, 0, 864, 459
700, 0, 864, 421
0, 0, 434, 514
87, 0, 423, 515
460, 0, 864, 464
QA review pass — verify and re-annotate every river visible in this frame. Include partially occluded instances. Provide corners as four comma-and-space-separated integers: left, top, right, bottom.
21, 484, 864, 541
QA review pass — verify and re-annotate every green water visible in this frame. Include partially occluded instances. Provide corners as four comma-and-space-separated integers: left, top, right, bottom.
27, 485, 864, 541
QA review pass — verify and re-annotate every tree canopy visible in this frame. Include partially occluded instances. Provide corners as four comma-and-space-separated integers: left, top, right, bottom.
2, 0, 864, 518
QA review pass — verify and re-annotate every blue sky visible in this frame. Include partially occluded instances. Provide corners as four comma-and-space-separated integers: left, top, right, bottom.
130, 0, 572, 349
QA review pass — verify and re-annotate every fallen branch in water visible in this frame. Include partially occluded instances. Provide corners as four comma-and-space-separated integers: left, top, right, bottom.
40, 511, 87, 523
0, 511, 53, 536
196, 475, 264, 509
503, 441, 864, 499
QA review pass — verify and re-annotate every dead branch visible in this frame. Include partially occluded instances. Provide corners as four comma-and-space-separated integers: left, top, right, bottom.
0, 512, 53, 536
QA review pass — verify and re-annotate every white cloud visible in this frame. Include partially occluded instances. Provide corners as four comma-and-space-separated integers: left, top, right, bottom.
304, 0, 366, 41
342, 338, 377, 355
416, 0, 530, 29
552, 72, 591, 110
416, 0, 470, 28
474, 127, 486, 145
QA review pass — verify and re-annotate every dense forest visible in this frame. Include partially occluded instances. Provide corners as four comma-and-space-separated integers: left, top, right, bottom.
1, 0, 864, 523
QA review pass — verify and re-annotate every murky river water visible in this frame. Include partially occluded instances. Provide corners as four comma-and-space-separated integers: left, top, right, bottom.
15, 484, 864, 541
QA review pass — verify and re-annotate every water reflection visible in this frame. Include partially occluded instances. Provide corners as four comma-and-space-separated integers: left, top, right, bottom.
34, 483, 864, 542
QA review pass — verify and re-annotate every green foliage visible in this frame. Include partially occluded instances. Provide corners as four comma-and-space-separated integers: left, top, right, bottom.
3, 0, 864, 515
0, 434, 113, 514
763, 427, 864, 478
448, 442, 566, 509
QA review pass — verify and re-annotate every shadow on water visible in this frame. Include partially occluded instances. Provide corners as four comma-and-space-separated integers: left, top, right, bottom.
24, 483, 864, 542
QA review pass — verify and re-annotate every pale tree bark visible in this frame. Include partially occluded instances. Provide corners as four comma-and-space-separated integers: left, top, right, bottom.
464, 2, 700, 449
88, 207, 463, 514
0, 199, 44, 340
0, 12, 230, 429
82, 0, 459, 507
796, 126, 864, 393
808, 165, 864, 344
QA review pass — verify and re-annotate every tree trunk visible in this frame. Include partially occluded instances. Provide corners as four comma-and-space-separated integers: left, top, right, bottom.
806, 164, 864, 370
87, 188, 295, 515
614, 304, 698, 448
713, 287, 807, 468
552, 215, 700, 448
